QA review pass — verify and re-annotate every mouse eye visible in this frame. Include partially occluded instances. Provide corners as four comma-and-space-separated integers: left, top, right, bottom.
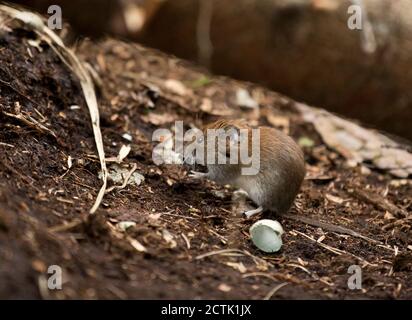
197, 136, 204, 143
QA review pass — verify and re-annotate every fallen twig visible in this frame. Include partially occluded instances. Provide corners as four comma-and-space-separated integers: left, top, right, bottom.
195, 248, 245, 260
2, 110, 57, 138
263, 282, 288, 300
350, 188, 408, 218
48, 218, 83, 233
284, 213, 394, 252
286, 263, 333, 286
196, 248, 271, 271
292, 229, 376, 266
242, 272, 311, 289
0, 142, 15, 148
382, 216, 412, 231
105, 221, 147, 252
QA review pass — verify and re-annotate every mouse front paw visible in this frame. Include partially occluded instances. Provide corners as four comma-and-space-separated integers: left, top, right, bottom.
188, 170, 208, 179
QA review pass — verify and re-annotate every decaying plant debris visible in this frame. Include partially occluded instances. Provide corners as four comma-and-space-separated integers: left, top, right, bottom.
0, 8, 411, 299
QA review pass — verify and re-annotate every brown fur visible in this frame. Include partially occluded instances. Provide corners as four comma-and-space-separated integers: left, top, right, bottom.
200, 119, 306, 215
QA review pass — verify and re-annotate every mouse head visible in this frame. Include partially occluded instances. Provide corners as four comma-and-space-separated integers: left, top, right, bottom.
184, 119, 255, 168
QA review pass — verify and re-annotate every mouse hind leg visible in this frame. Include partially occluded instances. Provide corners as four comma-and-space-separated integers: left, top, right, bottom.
238, 178, 266, 218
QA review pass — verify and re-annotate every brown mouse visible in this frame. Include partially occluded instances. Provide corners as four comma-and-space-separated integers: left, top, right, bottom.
187, 119, 305, 218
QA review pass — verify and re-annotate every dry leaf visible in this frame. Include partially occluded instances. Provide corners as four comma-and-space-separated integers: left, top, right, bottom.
200, 100, 234, 116
164, 79, 190, 96
148, 213, 162, 222
325, 194, 344, 204
236, 88, 258, 109
298, 103, 412, 178
128, 238, 147, 252
162, 229, 177, 248
141, 112, 175, 125
383, 211, 395, 220
199, 98, 213, 113
101, 164, 144, 186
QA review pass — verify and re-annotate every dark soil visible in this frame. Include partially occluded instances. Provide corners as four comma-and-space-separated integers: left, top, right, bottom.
0, 27, 411, 299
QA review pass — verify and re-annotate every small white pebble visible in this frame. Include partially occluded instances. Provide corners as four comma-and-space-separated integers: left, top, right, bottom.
67, 155, 72, 169
122, 133, 133, 142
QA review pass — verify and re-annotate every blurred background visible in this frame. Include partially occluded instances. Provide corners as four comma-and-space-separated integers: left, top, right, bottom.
8, 0, 412, 141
